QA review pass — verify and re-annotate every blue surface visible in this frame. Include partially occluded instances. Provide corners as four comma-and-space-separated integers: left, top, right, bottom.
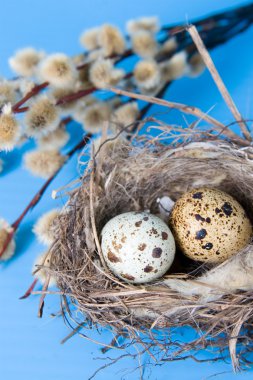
1, 0, 253, 379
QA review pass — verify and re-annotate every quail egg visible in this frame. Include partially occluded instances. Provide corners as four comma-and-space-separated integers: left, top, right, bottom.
170, 187, 252, 263
101, 211, 176, 284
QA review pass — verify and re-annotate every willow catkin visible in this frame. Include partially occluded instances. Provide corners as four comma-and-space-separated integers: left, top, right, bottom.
187, 53, 206, 77
0, 105, 21, 151
0, 81, 17, 108
160, 51, 188, 81
33, 251, 56, 286
25, 96, 60, 137
134, 60, 161, 90
97, 24, 125, 56
39, 53, 77, 88
9, 47, 45, 77
111, 101, 139, 130
0, 219, 15, 261
131, 31, 158, 58
76, 102, 111, 133
126, 16, 159, 35
24, 149, 66, 178
160, 37, 178, 54
89, 58, 125, 88
79, 27, 100, 50
33, 209, 60, 245
37, 127, 70, 150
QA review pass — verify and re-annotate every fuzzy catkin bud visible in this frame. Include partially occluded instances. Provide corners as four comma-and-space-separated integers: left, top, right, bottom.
160, 51, 187, 81
39, 53, 77, 88
76, 102, 111, 133
89, 59, 124, 88
79, 27, 100, 50
97, 24, 125, 56
187, 53, 205, 77
9, 47, 45, 77
0, 108, 21, 152
77, 64, 92, 86
0, 219, 15, 261
33, 209, 60, 245
88, 48, 104, 61
134, 60, 161, 90
33, 251, 56, 286
160, 37, 178, 54
111, 101, 139, 130
25, 96, 60, 137
50, 87, 80, 115
92, 133, 124, 156
37, 127, 70, 150
16, 78, 36, 96
131, 31, 158, 58
24, 149, 66, 178
126, 17, 159, 35
0, 81, 17, 108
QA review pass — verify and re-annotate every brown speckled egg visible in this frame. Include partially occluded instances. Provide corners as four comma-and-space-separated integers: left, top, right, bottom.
170, 187, 252, 263
101, 211, 175, 284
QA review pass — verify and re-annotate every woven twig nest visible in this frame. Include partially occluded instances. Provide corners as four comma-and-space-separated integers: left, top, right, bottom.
48, 126, 253, 370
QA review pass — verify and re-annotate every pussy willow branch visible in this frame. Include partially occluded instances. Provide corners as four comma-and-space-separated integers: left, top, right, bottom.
0, 132, 92, 258
12, 81, 49, 113
12, 12, 245, 116
10, 3, 253, 115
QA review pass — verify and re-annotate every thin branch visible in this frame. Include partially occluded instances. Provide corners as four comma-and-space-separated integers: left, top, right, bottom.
10, 12, 251, 115
56, 86, 96, 106
108, 86, 248, 146
12, 81, 49, 113
38, 274, 50, 318
19, 278, 38, 300
61, 322, 87, 344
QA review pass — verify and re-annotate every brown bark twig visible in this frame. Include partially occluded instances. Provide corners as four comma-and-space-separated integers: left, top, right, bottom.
12, 81, 49, 113
19, 278, 38, 299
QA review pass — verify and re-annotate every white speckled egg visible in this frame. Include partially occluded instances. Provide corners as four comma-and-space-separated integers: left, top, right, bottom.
101, 211, 175, 284
170, 187, 252, 263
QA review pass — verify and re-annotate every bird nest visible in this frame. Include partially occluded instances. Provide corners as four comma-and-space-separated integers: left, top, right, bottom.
45, 122, 253, 372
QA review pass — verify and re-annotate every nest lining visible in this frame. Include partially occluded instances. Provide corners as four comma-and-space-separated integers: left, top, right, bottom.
48, 133, 253, 369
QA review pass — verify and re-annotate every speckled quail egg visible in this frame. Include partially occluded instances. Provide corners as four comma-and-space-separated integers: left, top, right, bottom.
101, 211, 176, 284
170, 187, 252, 263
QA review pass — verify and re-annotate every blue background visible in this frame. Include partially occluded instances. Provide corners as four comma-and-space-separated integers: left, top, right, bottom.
1, 0, 253, 379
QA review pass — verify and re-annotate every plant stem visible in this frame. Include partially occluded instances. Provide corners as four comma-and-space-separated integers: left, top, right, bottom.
56, 87, 96, 106
12, 82, 49, 113
19, 278, 38, 299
